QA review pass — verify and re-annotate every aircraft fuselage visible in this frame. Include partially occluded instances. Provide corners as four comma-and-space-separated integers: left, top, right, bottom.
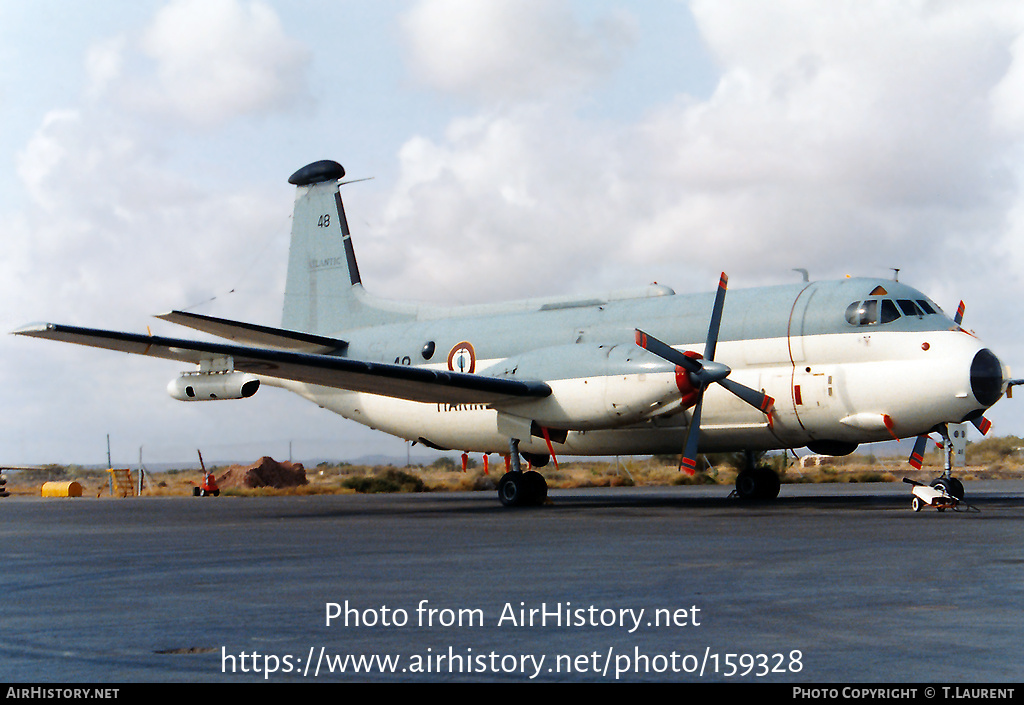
269, 276, 999, 459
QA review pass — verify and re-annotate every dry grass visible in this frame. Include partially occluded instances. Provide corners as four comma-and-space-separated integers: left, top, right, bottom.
4, 445, 1023, 498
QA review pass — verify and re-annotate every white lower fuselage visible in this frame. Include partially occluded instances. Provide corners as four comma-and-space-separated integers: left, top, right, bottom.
269, 327, 992, 458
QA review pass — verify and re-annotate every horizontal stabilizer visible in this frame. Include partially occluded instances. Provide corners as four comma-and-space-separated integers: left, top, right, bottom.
156, 310, 347, 354
13, 323, 551, 405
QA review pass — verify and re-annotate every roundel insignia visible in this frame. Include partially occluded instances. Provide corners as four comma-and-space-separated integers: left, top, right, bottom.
447, 341, 476, 374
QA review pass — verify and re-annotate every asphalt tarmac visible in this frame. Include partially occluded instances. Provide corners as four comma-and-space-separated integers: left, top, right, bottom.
1, 480, 1022, 683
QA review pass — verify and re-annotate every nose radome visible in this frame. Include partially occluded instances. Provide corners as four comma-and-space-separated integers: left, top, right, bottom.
971, 348, 1004, 407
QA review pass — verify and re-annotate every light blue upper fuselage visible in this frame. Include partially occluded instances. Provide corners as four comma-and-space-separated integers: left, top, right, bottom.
337, 277, 956, 374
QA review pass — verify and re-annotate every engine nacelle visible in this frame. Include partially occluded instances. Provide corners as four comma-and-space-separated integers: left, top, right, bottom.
167, 372, 260, 401
483, 343, 679, 430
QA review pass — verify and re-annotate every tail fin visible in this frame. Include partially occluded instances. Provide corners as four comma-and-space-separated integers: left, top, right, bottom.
282, 160, 412, 334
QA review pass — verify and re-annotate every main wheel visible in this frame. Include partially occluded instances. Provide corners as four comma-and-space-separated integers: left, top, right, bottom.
497, 473, 524, 507
756, 467, 781, 499
497, 471, 547, 507
735, 467, 780, 500
523, 470, 547, 504
735, 470, 758, 499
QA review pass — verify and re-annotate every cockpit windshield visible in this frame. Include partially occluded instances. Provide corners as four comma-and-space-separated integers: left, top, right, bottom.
845, 297, 940, 326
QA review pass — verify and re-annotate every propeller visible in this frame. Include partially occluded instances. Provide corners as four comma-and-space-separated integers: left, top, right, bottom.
635, 272, 775, 474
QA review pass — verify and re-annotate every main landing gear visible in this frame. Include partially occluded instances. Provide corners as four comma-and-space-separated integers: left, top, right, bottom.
732, 451, 781, 500
497, 438, 548, 507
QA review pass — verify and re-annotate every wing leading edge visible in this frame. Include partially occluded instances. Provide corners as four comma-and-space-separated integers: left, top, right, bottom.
12, 323, 551, 405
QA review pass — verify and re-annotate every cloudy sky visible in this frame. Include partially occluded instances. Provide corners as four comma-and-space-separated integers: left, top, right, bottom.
4, 0, 1024, 467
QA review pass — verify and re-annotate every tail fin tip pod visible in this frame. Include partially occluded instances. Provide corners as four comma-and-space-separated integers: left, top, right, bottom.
288, 160, 346, 186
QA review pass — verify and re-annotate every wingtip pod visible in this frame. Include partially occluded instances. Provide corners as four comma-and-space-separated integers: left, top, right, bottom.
10, 322, 55, 336
288, 160, 346, 186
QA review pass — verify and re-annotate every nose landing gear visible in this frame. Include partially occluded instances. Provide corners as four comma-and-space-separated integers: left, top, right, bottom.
905, 423, 976, 512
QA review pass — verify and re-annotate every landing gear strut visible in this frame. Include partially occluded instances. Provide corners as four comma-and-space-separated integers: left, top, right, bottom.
734, 452, 781, 500
497, 438, 548, 507
932, 425, 965, 501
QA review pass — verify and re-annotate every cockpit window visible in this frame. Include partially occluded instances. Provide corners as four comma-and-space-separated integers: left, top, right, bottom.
846, 297, 939, 327
896, 299, 923, 317
845, 300, 874, 325
880, 299, 900, 324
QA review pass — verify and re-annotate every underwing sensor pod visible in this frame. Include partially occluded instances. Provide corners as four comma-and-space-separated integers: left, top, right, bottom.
167, 370, 260, 401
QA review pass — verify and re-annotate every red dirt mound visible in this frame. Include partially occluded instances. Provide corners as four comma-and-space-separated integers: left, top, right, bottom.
213, 456, 308, 489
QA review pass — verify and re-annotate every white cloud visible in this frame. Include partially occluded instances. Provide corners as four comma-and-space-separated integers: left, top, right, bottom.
9, 0, 312, 324
0, 1, 312, 463
400, 0, 636, 103
373, 0, 1024, 306
103, 0, 311, 127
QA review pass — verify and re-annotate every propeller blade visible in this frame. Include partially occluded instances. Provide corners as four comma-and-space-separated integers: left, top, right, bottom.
718, 377, 776, 416
954, 300, 965, 326
908, 434, 929, 469
971, 415, 992, 435
679, 391, 705, 475
704, 272, 728, 361
635, 329, 702, 374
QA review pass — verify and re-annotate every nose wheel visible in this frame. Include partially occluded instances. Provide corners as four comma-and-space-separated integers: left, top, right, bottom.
930, 475, 964, 501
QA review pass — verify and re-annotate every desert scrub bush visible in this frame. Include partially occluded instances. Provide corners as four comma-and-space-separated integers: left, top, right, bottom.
341, 468, 427, 493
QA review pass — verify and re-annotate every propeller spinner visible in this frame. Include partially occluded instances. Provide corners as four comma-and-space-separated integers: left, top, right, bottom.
635, 273, 775, 474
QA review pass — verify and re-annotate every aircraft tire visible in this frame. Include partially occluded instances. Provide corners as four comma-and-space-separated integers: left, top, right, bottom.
757, 467, 781, 499
735, 467, 780, 500
930, 477, 964, 501
497, 473, 523, 507
523, 470, 547, 504
735, 470, 758, 500
497, 471, 547, 507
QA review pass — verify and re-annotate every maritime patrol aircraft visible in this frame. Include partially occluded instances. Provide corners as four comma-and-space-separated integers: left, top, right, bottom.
13, 160, 1017, 506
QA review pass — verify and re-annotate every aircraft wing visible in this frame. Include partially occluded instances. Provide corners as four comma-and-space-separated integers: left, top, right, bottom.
12, 323, 552, 405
